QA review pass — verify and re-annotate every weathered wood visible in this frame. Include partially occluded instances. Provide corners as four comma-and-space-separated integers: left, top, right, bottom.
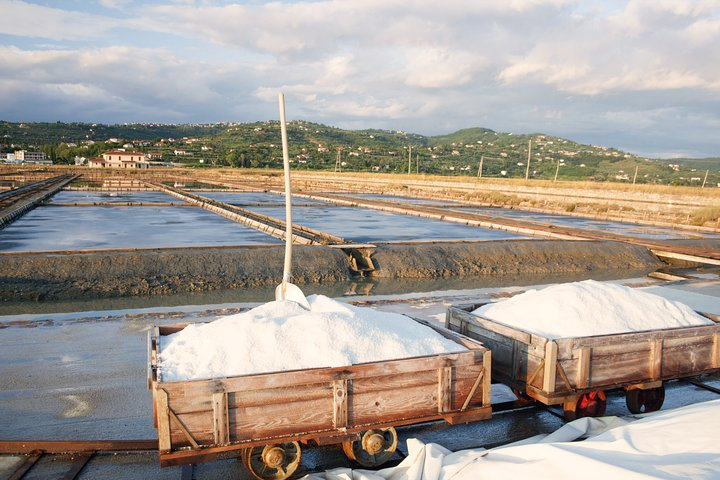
333, 379, 348, 429
448, 306, 720, 407
151, 318, 492, 466
460, 369, 484, 411
169, 409, 200, 449
212, 392, 229, 445
61, 452, 93, 480
0, 440, 157, 454
7, 450, 42, 480
157, 389, 172, 452
543, 341, 558, 394
576, 347, 591, 388
438, 367, 453, 413
160, 350, 482, 397
649, 339, 663, 379
482, 350, 492, 407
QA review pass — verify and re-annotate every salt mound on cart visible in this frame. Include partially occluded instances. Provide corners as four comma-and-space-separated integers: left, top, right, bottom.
159, 294, 466, 381
473, 279, 712, 339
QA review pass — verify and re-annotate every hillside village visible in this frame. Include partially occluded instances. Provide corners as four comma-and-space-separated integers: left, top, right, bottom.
0, 121, 717, 186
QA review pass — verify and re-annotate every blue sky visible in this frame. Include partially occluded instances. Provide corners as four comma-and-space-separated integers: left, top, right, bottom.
1, 0, 719, 158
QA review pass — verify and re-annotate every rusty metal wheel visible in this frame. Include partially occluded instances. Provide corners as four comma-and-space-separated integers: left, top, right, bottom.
341, 427, 398, 467
241, 442, 301, 480
564, 391, 607, 421
512, 388, 535, 405
626, 385, 665, 414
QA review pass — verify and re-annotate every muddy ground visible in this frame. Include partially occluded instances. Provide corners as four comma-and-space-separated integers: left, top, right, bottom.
0, 240, 667, 302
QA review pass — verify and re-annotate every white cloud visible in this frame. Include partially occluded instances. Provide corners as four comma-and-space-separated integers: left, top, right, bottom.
0, 0, 115, 40
0, 0, 719, 156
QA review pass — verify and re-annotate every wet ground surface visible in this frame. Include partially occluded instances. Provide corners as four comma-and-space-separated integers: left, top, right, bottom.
458, 207, 720, 240
334, 193, 719, 240
1, 277, 718, 479
200, 191, 330, 206
49, 191, 177, 204
0, 205, 282, 251
249, 205, 528, 243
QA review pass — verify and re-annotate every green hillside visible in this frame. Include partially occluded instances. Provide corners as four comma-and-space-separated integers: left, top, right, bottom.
1, 120, 717, 186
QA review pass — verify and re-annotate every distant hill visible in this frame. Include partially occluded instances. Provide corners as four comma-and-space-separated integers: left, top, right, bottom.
1, 120, 717, 186
669, 157, 720, 171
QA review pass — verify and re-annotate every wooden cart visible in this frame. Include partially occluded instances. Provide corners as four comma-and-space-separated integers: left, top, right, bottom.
446, 303, 720, 420
148, 319, 492, 479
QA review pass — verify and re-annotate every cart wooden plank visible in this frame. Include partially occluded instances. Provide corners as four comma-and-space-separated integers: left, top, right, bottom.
149, 317, 492, 466
446, 303, 720, 406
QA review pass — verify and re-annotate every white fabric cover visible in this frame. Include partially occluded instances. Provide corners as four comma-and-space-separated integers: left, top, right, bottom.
304, 399, 720, 480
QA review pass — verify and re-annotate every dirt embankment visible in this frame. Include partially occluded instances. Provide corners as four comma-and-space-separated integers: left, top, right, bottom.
0, 240, 665, 302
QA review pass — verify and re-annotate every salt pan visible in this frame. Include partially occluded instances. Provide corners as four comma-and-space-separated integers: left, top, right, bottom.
473, 280, 713, 339
159, 294, 466, 381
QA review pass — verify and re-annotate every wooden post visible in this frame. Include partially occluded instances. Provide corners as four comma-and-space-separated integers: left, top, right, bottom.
554, 162, 560, 182
543, 341, 558, 393
212, 392, 229, 445
482, 350, 492, 407
576, 347, 591, 389
157, 389, 172, 452
525, 139, 532, 180
702, 169, 709, 188
333, 380, 348, 429
649, 339, 663, 379
632, 165, 638, 184
407, 145, 412, 175
477, 155, 484, 178
438, 367, 453, 413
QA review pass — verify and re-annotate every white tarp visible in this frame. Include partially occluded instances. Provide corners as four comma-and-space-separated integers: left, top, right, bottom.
304, 399, 720, 480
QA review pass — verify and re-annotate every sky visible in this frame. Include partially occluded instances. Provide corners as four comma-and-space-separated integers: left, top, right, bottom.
1, 0, 719, 158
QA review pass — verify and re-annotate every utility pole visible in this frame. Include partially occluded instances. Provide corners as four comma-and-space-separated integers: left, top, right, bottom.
335, 149, 341, 173
702, 169, 709, 188
554, 161, 560, 182
632, 165, 638, 184
525, 139, 532, 180
477, 155, 484, 178
407, 145, 412, 175
416, 154, 419, 174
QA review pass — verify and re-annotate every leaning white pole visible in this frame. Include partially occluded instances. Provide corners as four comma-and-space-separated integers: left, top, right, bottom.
278, 92, 293, 299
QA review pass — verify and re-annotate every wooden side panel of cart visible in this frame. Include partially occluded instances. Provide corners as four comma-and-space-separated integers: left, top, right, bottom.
149, 321, 492, 467
446, 304, 720, 405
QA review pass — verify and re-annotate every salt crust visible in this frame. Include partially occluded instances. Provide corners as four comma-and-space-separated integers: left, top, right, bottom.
473, 280, 713, 339
159, 294, 466, 381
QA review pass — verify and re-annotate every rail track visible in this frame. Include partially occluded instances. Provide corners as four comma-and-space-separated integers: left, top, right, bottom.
3, 375, 718, 480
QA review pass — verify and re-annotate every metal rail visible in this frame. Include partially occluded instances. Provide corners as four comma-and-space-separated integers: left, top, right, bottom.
1, 440, 158, 480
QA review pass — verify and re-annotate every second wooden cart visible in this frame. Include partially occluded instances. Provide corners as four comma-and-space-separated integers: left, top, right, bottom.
446, 303, 720, 420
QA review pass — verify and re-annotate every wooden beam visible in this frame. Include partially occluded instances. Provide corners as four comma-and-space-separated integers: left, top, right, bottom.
543, 341, 558, 394
7, 450, 42, 480
651, 249, 720, 266
0, 440, 157, 454
437, 367, 453, 413
61, 452, 94, 480
332, 379, 348, 429
212, 392, 229, 445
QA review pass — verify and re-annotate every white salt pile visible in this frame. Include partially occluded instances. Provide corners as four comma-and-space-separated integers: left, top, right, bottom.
159, 294, 466, 381
473, 280, 713, 339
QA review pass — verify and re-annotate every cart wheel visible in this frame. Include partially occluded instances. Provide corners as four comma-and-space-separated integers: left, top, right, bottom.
626, 385, 665, 414
563, 391, 607, 421
241, 442, 301, 480
341, 427, 398, 467
512, 388, 535, 405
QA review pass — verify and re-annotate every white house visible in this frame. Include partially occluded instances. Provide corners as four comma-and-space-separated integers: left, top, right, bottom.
89, 150, 149, 169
